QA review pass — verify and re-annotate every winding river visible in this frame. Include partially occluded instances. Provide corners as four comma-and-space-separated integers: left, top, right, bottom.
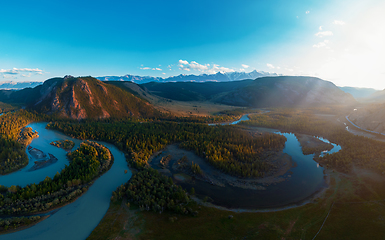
0, 123, 132, 240
151, 114, 341, 209
1, 115, 341, 238
166, 130, 341, 209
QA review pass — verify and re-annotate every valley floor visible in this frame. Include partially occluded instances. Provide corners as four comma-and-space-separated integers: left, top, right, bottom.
147, 97, 245, 117
89, 109, 385, 240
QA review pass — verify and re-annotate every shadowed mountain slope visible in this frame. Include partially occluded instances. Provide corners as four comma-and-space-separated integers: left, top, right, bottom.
142, 76, 356, 108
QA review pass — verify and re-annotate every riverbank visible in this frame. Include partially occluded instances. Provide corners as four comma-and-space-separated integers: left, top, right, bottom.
295, 133, 333, 155
0, 140, 116, 235
0, 215, 48, 236
0, 157, 117, 235
147, 121, 338, 210
194, 166, 333, 214
341, 114, 385, 142
0, 121, 133, 240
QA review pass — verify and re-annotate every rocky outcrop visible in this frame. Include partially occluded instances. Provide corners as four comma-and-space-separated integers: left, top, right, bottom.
69, 85, 87, 119
78, 79, 94, 105
101, 109, 110, 118
98, 84, 108, 95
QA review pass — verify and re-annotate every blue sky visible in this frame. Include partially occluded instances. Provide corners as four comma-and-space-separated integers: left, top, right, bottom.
1, 0, 384, 89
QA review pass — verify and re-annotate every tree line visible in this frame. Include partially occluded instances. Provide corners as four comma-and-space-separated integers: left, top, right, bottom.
180, 126, 286, 178
112, 168, 192, 215
0, 110, 47, 174
50, 140, 75, 151
0, 215, 41, 232
48, 120, 287, 178
0, 141, 112, 216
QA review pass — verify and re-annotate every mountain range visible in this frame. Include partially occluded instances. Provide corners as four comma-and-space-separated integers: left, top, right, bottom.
98, 72, 379, 102
0, 81, 42, 90
0, 75, 357, 119
96, 70, 279, 83
141, 76, 356, 108
1, 73, 381, 103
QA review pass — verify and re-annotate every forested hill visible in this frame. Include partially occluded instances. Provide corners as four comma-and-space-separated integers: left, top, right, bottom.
141, 76, 356, 107
0, 76, 160, 120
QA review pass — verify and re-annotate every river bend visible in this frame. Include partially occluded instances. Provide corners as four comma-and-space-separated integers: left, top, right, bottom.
0, 123, 132, 240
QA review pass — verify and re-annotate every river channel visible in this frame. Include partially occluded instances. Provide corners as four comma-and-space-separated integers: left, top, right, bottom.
153, 115, 341, 209
0, 123, 132, 240
1, 115, 341, 238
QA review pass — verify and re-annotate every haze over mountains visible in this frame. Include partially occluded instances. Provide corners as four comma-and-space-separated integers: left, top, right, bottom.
359, 89, 385, 102
96, 70, 279, 83
1, 71, 381, 102
97, 72, 381, 101
0, 71, 275, 90
338, 87, 378, 99
0, 81, 42, 90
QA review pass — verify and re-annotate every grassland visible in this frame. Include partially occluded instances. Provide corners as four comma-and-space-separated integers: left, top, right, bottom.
87, 199, 145, 240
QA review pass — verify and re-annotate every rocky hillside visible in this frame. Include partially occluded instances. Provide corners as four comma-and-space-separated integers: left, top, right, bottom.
142, 76, 356, 108
0, 76, 160, 119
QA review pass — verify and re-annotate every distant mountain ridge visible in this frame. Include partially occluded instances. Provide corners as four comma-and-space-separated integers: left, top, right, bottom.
338, 86, 378, 99
0, 81, 42, 90
97, 70, 279, 84
358, 89, 385, 103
